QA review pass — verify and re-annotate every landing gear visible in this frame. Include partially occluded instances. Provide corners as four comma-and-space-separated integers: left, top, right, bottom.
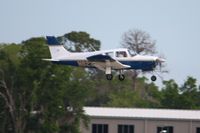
118, 70, 125, 81
106, 74, 113, 80
105, 66, 113, 80
151, 75, 157, 81
118, 74, 125, 81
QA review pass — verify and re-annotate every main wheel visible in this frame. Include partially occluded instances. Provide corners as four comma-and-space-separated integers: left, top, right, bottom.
106, 74, 113, 80
151, 75, 157, 81
118, 74, 125, 81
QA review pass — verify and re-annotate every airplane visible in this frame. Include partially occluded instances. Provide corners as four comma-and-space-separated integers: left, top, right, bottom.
44, 36, 166, 81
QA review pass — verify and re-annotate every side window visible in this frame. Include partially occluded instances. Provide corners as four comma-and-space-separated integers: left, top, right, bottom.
118, 124, 134, 133
197, 127, 200, 133
116, 51, 127, 58
92, 124, 108, 133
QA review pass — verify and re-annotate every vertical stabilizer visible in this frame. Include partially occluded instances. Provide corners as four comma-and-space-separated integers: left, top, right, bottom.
46, 36, 70, 59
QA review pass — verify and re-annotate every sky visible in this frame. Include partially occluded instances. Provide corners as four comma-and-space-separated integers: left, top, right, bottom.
0, 0, 200, 87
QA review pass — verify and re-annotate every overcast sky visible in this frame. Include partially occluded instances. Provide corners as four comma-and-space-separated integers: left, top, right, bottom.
1, 0, 200, 87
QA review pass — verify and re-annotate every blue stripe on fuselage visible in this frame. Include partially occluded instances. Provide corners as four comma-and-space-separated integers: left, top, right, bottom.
52, 61, 79, 66
52, 60, 156, 71
119, 60, 156, 71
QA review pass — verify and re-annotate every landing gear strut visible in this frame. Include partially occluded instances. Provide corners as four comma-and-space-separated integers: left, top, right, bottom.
118, 70, 125, 81
106, 74, 113, 80
151, 75, 157, 81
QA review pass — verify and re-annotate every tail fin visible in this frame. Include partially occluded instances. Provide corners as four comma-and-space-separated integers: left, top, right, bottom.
46, 36, 70, 59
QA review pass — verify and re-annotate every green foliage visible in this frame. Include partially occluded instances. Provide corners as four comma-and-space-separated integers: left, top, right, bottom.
2, 43, 21, 65
106, 88, 141, 107
178, 76, 199, 109
40, 120, 59, 133
105, 77, 162, 108
161, 77, 200, 109
161, 80, 180, 108
0, 31, 200, 133
0, 47, 19, 133
0, 96, 7, 133
180, 76, 198, 92
57, 31, 101, 52
0, 36, 92, 133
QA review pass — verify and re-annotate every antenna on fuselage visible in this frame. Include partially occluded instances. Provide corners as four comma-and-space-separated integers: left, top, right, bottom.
89, 44, 97, 51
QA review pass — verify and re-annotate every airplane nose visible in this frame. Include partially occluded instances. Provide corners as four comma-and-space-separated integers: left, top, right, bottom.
157, 58, 166, 62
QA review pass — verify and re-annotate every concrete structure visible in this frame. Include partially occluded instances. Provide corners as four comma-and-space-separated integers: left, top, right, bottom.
81, 107, 200, 133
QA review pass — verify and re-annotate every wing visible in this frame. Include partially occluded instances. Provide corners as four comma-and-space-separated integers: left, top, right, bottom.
87, 54, 130, 71
87, 54, 115, 62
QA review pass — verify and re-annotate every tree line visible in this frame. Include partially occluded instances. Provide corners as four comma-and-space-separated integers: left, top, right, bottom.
0, 30, 200, 133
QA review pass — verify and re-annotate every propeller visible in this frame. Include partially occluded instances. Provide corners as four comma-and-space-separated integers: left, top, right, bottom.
154, 57, 167, 82
156, 57, 166, 72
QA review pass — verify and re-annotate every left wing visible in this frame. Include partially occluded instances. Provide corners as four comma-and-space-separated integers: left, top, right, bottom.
87, 54, 115, 62
87, 54, 130, 70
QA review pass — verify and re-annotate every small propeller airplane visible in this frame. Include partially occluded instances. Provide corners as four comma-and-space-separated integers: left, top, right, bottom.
44, 36, 166, 81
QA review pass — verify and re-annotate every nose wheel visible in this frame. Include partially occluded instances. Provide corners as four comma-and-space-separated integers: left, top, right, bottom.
151, 75, 157, 81
118, 74, 125, 81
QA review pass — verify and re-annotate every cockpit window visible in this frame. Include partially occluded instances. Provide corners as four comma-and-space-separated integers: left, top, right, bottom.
128, 50, 137, 57
116, 51, 127, 57
105, 52, 114, 58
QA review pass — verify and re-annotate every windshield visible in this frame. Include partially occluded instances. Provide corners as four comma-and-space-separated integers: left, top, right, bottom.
128, 50, 137, 57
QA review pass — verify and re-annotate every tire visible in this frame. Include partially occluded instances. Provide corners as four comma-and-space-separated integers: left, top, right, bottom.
151, 75, 157, 81
106, 74, 113, 80
118, 74, 125, 81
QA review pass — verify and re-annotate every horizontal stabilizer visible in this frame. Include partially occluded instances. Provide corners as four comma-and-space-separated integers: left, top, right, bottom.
42, 59, 59, 61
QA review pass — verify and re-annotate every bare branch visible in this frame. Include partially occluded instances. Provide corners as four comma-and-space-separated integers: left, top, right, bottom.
121, 29, 157, 55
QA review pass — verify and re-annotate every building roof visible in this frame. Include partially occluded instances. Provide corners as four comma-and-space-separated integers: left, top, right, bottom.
84, 107, 200, 121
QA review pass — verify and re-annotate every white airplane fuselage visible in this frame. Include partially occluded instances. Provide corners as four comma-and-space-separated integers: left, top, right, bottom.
45, 36, 165, 81
52, 48, 159, 72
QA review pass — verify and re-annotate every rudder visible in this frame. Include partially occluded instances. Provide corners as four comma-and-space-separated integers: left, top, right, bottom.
46, 36, 70, 59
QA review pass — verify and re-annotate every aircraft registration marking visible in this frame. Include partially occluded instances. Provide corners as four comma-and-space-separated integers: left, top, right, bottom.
77, 60, 93, 67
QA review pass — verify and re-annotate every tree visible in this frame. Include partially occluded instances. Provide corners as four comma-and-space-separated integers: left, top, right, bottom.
141, 78, 162, 108
0, 45, 24, 133
178, 76, 199, 109
121, 29, 166, 90
57, 31, 101, 52
0, 37, 93, 133
105, 77, 161, 108
106, 88, 141, 107
160, 77, 200, 109
121, 29, 157, 89
121, 29, 156, 55
0, 38, 52, 133
180, 76, 198, 92
161, 79, 180, 109
19, 37, 91, 133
